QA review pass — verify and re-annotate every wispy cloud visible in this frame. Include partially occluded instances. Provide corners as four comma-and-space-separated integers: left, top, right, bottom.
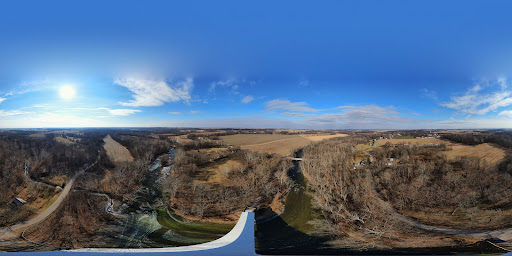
279, 112, 314, 118
168, 111, 182, 114
263, 101, 425, 128
98, 107, 141, 116
421, 88, 438, 101
190, 110, 201, 114
498, 76, 508, 90
265, 99, 319, 113
209, 78, 256, 94
0, 112, 110, 128
153, 105, 428, 129
301, 105, 425, 129
499, 110, 512, 118
0, 110, 32, 116
116, 77, 193, 107
241, 96, 254, 104
209, 78, 239, 93
0, 97, 6, 104
16, 79, 52, 94
298, 79, 310, 87
441, 79, 512, 115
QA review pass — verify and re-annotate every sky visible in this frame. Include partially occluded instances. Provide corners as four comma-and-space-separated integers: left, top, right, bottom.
2, 1, 512, 129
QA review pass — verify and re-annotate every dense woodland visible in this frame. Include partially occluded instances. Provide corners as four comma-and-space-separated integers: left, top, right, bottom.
300, 136, 398, 238
300, 134, 512, 247
372, 143, 512, 229
76, 134, 172, 201
4, 128, 512, 251
0, 131, 103, 226
162, 144, 292, 220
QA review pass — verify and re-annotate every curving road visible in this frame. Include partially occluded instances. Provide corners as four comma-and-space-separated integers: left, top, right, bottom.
366, 169, 512, 244
24, 162, 61, 190
0, 155, 100, 239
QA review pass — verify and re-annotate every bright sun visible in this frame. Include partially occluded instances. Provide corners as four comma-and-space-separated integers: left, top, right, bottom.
59, 85, 76, 100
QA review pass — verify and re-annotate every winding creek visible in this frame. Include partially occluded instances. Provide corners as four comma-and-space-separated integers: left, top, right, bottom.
256, 151, 335, 254
119, 148, 233, 248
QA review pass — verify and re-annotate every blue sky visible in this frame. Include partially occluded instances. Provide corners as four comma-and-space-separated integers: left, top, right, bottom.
2, 0, 512, 128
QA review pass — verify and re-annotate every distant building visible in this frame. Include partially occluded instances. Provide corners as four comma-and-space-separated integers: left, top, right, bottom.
12, 197, 26, 206
386, 157, 394, 166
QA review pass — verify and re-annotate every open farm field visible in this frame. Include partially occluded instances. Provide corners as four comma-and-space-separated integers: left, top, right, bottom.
299, 133, 348, 141
241, 137, 312, 156
445, 143, 505, 165
221, 133, 349, 156
220, 134, 302, 146
103, 135, 134, 163
376, 138, 506, 165
375, 138, 445, 146
55, 136, 75, 145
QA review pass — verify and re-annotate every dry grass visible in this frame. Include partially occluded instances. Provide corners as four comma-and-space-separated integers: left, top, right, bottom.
55, 136, 75, 145
376, 138, 506, 166
221, 133, 346, 156
40, 175, 67, 187
399, 206, 512, 230
16, 185, 61, 215
198, 147, 226, 154
445, 143, 505, 165
241, 137, 312, 156
300, 133, 349, 141
178, 138, 194, 143
103, 135, 134, 163
203, 160, 243, 185
23, 191, 113, 249
220, 134, 301, 146
375, 138, 445, 146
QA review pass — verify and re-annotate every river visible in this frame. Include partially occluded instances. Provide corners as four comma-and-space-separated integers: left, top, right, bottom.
119, 148, 232, 248
255, 151, 337, 254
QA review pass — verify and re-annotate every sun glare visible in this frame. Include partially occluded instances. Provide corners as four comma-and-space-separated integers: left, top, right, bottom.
59, 85, 76, 100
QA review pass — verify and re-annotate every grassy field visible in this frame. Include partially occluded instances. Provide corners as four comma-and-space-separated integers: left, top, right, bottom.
202, 159, 243, 184
220, 134, 302, 146
242, 137, 312, 156
300, 133, 348, 141
445, 143, 505, 165
399, 207, 512, 231
40, 175, 67, 187
375, 138, 445, 146
55, 136, 75, 145
103, 135, 134, 163
11, 184, 61, 222
375, 138, 506, 165
221, 133, 348, 156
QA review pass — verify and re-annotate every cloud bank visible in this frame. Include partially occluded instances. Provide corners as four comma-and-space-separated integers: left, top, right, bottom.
99, 108, 142, 116
441, 79, 512, 115
265, 99, 319, 113
116, 77, 193, 107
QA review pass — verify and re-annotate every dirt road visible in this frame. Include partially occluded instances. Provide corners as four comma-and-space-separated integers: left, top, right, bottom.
0, 156, 100, 239
366, 169, 512, 242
